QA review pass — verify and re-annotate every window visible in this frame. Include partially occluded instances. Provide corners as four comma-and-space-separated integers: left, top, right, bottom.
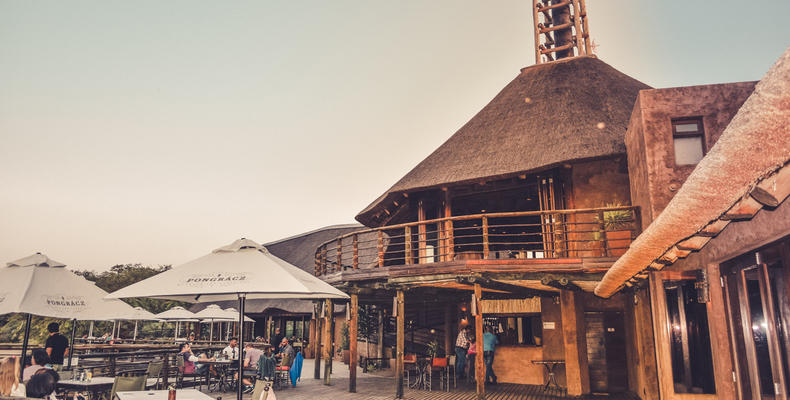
672, 117, 705, 165
483, 315, 542, 346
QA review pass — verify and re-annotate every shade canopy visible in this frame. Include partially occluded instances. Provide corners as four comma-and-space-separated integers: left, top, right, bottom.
223, 307, 254, 322
0, 252, 139, 320
117, 306, 159, 321
194, 304, 233, 321
107, 238, 349, 302
154, 306, 199, 321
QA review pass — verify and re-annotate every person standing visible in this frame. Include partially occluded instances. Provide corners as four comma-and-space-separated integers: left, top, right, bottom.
44, 323, 68, 370
454, 326, 471, 380
222, 337, 239, 360
482, 326, 499, 385
272, 327, 283, 349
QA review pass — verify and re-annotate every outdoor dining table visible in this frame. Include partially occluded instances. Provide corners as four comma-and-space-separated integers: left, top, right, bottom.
57, 377, 115, 400
201, 359, 234, 392
531, 359, 565, 390
115, 389, 214, 400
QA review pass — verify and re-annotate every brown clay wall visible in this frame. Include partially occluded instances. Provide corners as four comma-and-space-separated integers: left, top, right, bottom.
629, 82, 756, 225
625, 95, 653, 231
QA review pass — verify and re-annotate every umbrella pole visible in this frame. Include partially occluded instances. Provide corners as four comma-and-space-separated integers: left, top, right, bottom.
210, 322, 213, 342
67, 319, 77, 369
134, 321, 138, 341
88, 321, 94, 338
237, 294, 246, 400
19, 313, 32, 380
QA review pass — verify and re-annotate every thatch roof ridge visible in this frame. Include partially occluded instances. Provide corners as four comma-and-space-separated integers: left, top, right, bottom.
263, 223, 361, 247
356, 56, 650, 226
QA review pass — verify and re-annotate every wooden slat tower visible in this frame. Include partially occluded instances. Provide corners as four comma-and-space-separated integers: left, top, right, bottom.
532, 0, 592, 63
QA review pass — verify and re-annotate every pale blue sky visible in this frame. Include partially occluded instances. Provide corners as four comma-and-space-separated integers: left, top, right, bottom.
1, 0, 788, 271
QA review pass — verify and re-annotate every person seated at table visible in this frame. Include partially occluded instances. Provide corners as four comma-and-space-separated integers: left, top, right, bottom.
241, 343, 263, 392
0, 356, 26, 397
26, 368, 59, 399
257, 346, 276, 382
222, 337, 239, 360
178, 343, 214, 374
276, 338, 294, 367
23, 349, 51, 382
188, 333, 196, 343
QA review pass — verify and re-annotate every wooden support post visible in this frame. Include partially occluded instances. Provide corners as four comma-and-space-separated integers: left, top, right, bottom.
377, 231, 384, 268
444, 189, 454, 261
323, 300, 333, 385
571, 0, 583, 55
395, 290, 405, 399
161, 352, 170, 387
377, 309, 385, 361
404, 225, 413, 265
474, 284, 485, 399
352, 234, 359, 269
560, 290, 590, 396
444, 303, 453, 358
418, 199, 427, 263
349, 294, 358, 392
578, 0, 591, 54
314, 309, 322, 379
482, 216, 489, 259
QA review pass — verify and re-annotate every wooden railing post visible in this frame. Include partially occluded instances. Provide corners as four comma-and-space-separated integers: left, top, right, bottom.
377, 231, 384, 268
482, 216, 489, 259
161, 352, 170, 387
404, 226, 413, 265
446, 220, 455, 261
352, 234, 359, 269
597, 211, 609, 257
337, 239, 343, 272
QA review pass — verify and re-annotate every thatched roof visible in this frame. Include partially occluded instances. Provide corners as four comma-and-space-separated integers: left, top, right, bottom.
357, 56, 650, 226
190, 224, 361, 315
596, 47, 790, 298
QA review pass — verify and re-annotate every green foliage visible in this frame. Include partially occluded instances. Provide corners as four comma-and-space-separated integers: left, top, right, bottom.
0, 263, 189, 344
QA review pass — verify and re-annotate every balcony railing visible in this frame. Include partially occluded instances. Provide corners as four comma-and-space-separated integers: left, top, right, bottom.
314, 206, 640, 276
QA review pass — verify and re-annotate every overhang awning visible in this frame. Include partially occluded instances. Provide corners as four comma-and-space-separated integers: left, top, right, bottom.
595, 47, 790, 298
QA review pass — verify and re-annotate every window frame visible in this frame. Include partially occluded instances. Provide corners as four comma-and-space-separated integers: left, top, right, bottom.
671, 117, 706, 166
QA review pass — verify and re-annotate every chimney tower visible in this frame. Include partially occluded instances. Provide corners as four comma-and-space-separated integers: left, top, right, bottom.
532, 0, 592, 63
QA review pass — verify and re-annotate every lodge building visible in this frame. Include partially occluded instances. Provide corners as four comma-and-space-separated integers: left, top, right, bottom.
304, 2, 790, 399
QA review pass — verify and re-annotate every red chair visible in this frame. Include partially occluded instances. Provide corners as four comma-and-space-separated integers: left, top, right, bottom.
403, 354, 417, 386
429, 357, 450, 391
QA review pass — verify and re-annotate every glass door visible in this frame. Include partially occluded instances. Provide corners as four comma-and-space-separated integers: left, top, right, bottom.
724, 243, 790, 400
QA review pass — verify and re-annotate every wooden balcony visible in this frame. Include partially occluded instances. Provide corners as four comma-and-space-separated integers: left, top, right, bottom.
315, 206, 640, 279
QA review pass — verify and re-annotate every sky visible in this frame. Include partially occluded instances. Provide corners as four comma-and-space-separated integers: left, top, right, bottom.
1, 0, 788, 272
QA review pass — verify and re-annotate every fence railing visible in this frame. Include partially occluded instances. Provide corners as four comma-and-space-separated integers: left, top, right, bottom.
315, 206, 640, 276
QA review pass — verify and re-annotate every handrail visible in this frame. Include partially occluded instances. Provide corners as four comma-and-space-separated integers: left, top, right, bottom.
315, 206, 641, 276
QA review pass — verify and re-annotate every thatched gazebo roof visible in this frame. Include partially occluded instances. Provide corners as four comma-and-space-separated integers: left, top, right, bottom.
357, 56, 650, 227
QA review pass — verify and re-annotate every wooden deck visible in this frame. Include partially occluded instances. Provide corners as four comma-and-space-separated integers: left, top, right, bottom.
205, 360, 639, 400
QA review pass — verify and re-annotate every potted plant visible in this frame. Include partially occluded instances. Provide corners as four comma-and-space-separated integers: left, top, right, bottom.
595, 203, 634, 256
341, 322, 350, 364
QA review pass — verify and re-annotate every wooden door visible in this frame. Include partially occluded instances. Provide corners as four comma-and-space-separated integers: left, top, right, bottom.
724, 247, 790, 400
585, 311, 629, 393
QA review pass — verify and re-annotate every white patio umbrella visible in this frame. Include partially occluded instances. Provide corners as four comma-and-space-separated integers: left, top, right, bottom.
0, 253, 139, 371
222, 307, 254, 341
154, 306, 199, 341
107, 238, 348, 400
194, 304, 234, 341
116, 306, 159, 341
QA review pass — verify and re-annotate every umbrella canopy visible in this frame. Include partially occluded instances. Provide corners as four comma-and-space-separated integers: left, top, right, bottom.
154, 306, 198, 321
0, 253, 139, 320
118, 307, 159, 321
107, 238, 349, 302
223, 307, 254, 322
194, 304, 234, 321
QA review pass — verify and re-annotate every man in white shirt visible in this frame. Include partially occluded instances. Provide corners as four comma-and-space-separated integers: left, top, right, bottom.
222, 337, 239, 360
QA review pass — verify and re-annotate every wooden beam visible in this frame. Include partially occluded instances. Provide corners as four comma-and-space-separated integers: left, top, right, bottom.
395, 290, 405, 399
474, 283, 485, 399
722, 196, 763, 220
751, 166, 790, 207
349, 294, 358, 393
676, 235, 712, 251
323, 299, 333, 385
314, 305, 322, 379
561, 290, 590, 396
698, 219, 730, 237
464, 277, 556, 298
533, 0, 542, 63
377, 231, 384, 268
